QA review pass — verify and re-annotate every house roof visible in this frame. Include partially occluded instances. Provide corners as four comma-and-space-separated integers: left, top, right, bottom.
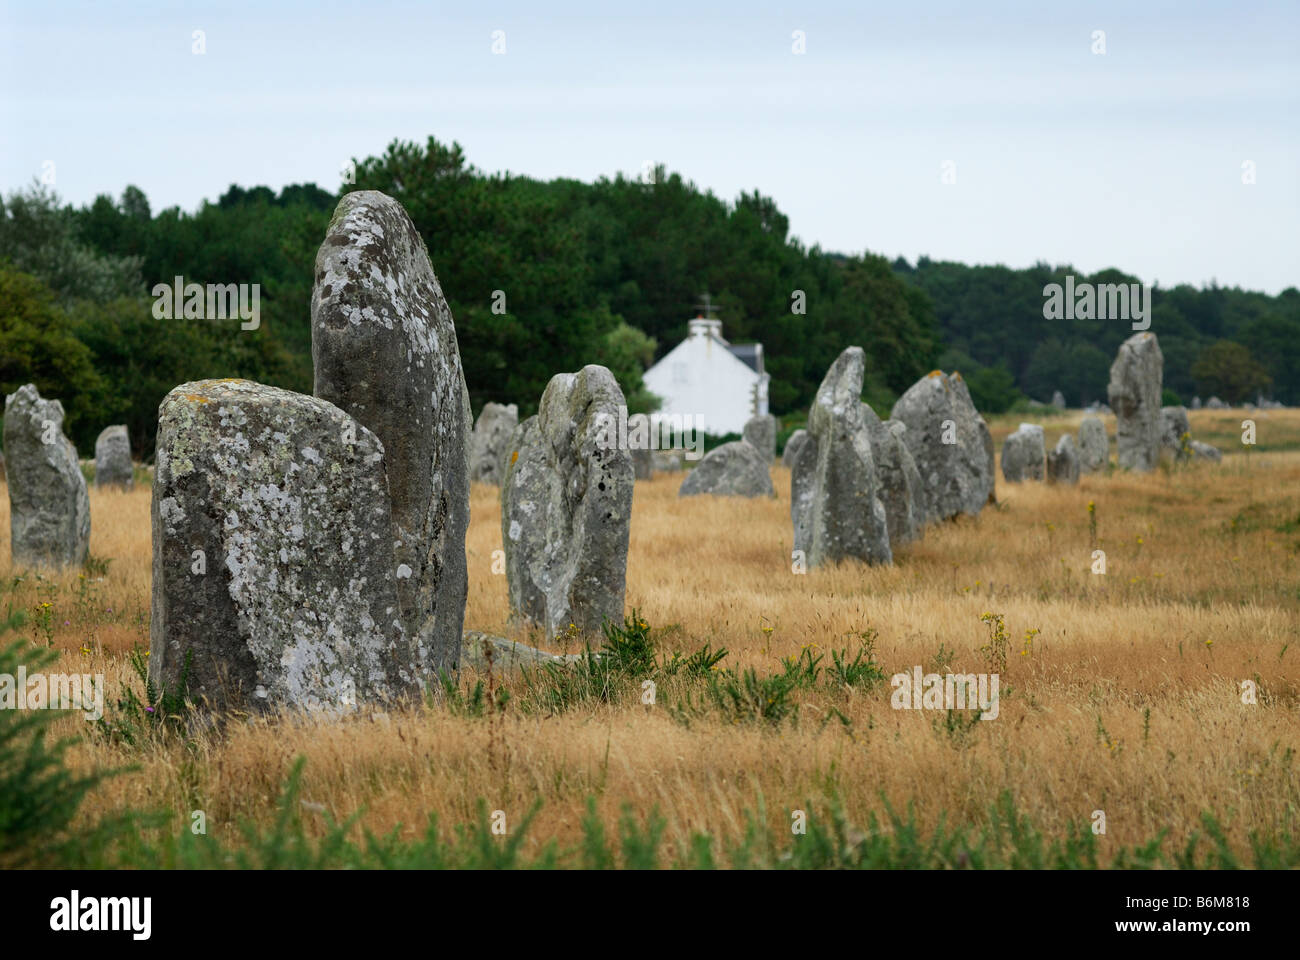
726, 343, 762, 373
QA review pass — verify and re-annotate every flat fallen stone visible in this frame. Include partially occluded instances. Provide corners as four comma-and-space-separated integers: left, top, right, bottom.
678, 440, 774, 498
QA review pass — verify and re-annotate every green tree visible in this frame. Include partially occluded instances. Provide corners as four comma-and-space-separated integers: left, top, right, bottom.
0, 266, 110, 451
1191, 340, 1272, 405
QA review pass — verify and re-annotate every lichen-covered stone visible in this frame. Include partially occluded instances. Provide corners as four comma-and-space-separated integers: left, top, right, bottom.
1160, 406, 1191, 460
781, 429, 808, 468
461, 630, 584, 675
862, 406, 925, 546
631, 447, 655, 481
469, 402, 518, 485
4, 384, 90, 568
501, 365, 634, 639
742, 414, 776, 464
652, 450, 682, 472
1001, 423, 1046, 482
791, 348, 891, 568
94, 424, 134, 490
1078, 417, 1109, 473
311, 190, 470, 675
627, 414, 656, 480
149, 379, 416, 711
1107, 332, 1163, 472
890, 371, 994, 521
679, 441, 774, 498
1047, 433, 1080, 484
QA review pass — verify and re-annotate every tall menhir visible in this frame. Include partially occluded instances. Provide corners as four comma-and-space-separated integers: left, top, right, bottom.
311, 190, 471, 676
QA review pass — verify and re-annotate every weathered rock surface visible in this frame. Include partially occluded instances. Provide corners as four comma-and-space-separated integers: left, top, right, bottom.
679, 440, 774, 498
1047, 433, 1080, 484
652, 450, 683, 472
890, 371, 994, 520
1001, 423, 1046, 482
1190, 440, 1223, 462
1051, 390, 1066, 409
460, 630, 585, 675
4, 384, 90, 568
1078, 417, 1109, 473
149, 379, 416, 711
311, 189, 470, 675
742, 414, 777, 464
791, 348, 891, 567
627, 414, 655, 480
1107, 332, 1163, 471
781, 429, 808, 468
1160, 406, 1191, 460
94, 424, 134, 489
469, 402, 518, 485
862, 406, 925, 546
501, 365, 634, 639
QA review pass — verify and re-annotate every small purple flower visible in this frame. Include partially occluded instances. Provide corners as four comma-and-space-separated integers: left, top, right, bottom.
63, 621, 70, 626
145, 706, 154, 713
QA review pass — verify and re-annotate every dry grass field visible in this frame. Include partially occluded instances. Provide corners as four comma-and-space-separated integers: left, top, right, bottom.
3, 408, 1298, 867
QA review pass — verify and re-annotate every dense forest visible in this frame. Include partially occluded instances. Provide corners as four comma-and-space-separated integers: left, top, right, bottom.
1, 136, 1295, 457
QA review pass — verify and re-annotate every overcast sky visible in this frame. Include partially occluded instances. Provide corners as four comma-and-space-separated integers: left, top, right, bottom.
2, 0, 1296, 292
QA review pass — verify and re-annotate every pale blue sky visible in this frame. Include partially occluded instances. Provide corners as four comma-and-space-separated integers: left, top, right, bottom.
2, 0, 1296, 292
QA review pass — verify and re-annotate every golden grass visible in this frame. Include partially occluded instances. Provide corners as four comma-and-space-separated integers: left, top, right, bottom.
2, 408, 1298, 864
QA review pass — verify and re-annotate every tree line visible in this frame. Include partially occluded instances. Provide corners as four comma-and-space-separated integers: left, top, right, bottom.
1, 135, 1294, 457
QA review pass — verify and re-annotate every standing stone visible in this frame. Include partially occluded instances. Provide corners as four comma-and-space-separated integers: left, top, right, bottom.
679, 440, 774, 498
1001, 423, 1046, 482
791, 348, 891, 568
1078, 417, 1109, 473
862, 406, 925, 546
980, 417, 996, 504
1160, 406, 1191, 460
1191, 396, 1202, 410
627, 414, 655, 480
501, 365, 634, 639
469, 402, 518, 485
781, 428, 808, 468
1107, 332, 1163, 472
149, 379, 416, 711
311, 190, 470, 675
890, 371, 994, 521
1189, 440, 1223, 462
1051, 390, 1066, 409
94, 425, 134, 490
742, 413, 777, 464
889, 421, 931, 524
1046, 434, 1080, 484
3, 384, 91, 568
652, 450, 682, 472
631, 447, 655, 480
1206, 396, 1226, 409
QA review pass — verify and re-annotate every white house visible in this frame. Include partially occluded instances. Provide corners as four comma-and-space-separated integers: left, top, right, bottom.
642, 317, 769, 436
